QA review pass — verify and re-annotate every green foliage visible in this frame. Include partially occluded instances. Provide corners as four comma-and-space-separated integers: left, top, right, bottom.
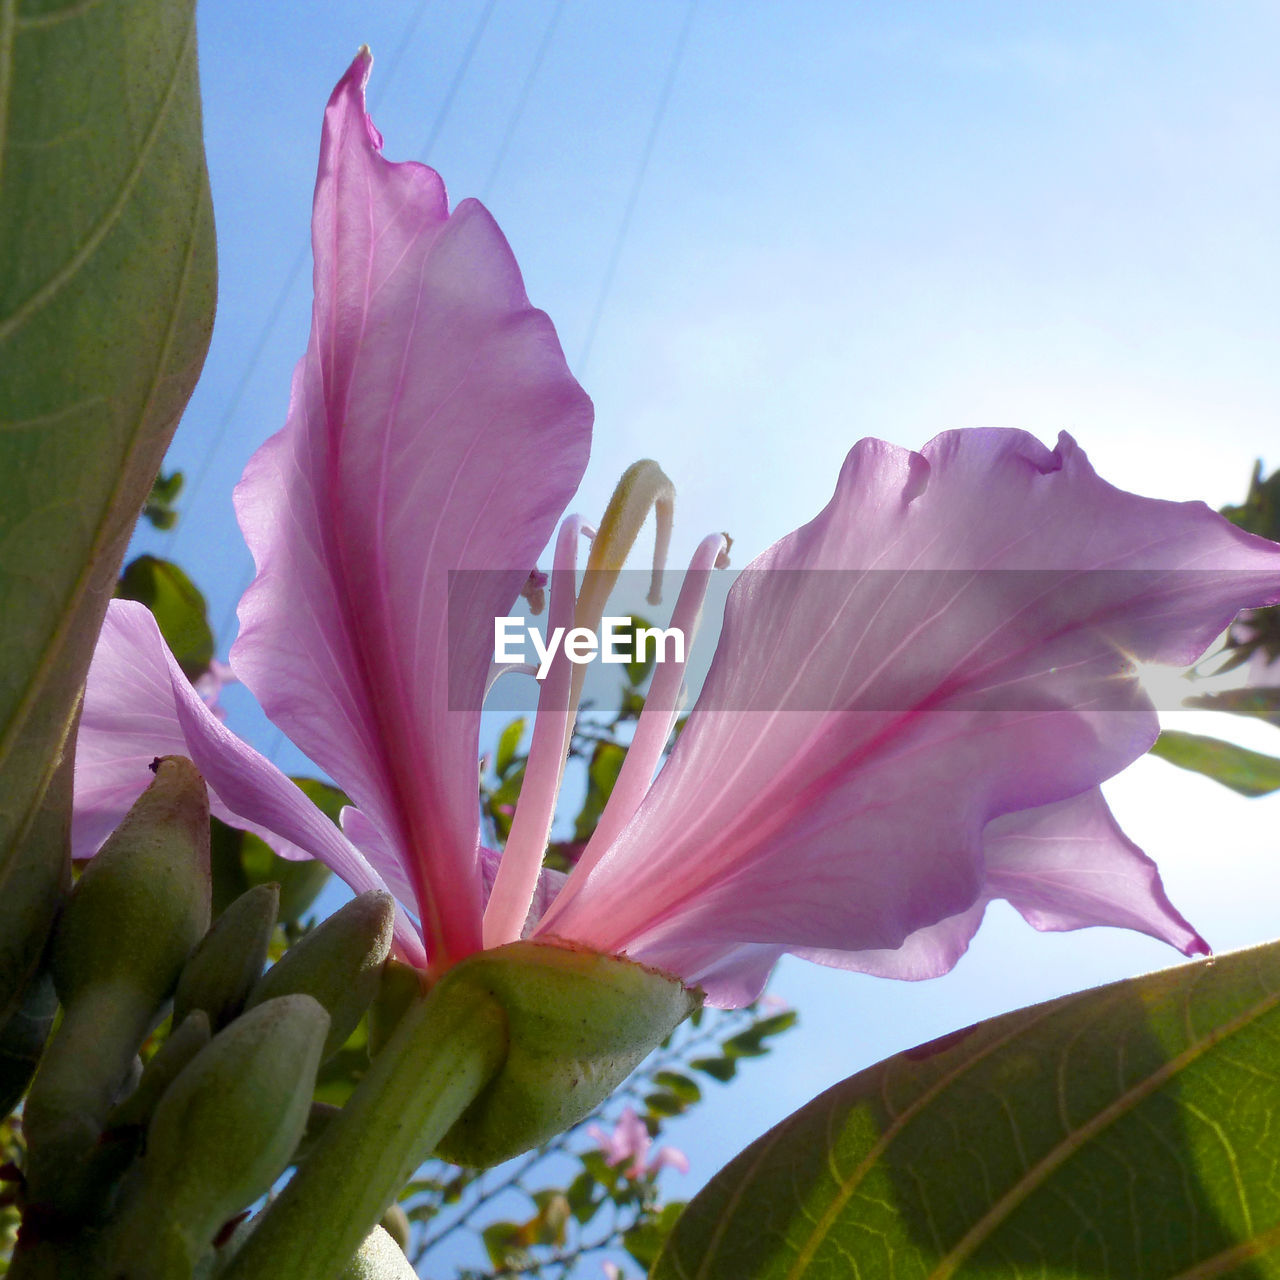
116, 554, 214, 679
572, 741, 627, 843
655, 943, 1280, 1279
1222, 460, 1280, 540
1149, 729, 1280, 796
0, 0, 216, 1031
494, 718, 526, 779
208, 781, 338, 927
142, 470, 184, 530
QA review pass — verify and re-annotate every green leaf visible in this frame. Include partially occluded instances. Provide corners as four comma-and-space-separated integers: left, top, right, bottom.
1186, 686, 1280, 730
722, 1028, 770, 1059
493, 717, 526, 778
617, 614, 657, 686
0, 0, 216, 1020
116, 553, 213, 678
644, 1091, 687, 1118
653, 1070, 702, 1104
626, 1203, 686, 1269
572, 741, 627, 842
566, 1169, 603, 1225
1149, 729, 1280, 796
142, 468, 184, 529
690, 1056, 736, 1083
655, 943, 1280, 1279
750, 1010, 798, 1038
1221, 460, 1280, 540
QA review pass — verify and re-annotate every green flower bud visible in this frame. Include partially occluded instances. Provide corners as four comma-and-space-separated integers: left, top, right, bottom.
245, 890, 394, 1059
23, 757, 211, 1213
108, 1010, 212, 1132
107, 995, 329, 1278
435, 941, 700, 1168
174, 882, 279, 1030
339, 1226, 417, 1279
51, 756, 211, 1007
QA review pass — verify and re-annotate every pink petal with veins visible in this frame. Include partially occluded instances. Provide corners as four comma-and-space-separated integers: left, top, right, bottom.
230, 50, 591, 967
543, 430, 1280, 1002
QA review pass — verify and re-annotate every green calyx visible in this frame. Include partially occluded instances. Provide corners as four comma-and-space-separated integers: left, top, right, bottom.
435, 940, 701, 1168
221, 941, 696, 1280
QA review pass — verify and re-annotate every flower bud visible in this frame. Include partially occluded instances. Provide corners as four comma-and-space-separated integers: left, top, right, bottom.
23, 757, 210, 1213
245, 890, 394, 1059
340, 1225, 417, 1278
107, 995, 329, 1278
51, 756, 211, 1007
108, 1010, 211, 1132
435, 941, 700, 1167
173, 882, 279, 1030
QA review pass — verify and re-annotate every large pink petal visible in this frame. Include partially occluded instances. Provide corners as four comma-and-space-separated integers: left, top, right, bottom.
798, 788, 1205, 984
76, 602, 426, 968
231, 51, 591, 967
542, 430, 1280, 976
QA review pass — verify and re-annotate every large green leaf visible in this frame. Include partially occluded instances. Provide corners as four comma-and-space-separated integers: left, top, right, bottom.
0, 0, 217, 1018
655, 944, 1280, 1279
1149, 729, 1280, 797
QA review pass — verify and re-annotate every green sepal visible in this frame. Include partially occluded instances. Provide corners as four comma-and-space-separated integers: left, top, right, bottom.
108, 995, 330, 1277
246, 890, 394, 1060
435, 941, 701, 1168
174, 883, 279, 1030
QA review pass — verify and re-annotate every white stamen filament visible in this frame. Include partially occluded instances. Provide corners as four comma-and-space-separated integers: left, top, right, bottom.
484, 463, 683, 947
535, 532, 729, 934
482, 516, 588, 947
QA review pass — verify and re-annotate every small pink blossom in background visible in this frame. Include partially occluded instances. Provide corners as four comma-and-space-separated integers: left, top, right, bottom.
588, 1108, 690, 1180
73, 50, 1280, 1006
193, 658, 237, 722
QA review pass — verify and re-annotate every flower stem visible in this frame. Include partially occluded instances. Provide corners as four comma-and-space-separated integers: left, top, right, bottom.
222, 972, 508, 1280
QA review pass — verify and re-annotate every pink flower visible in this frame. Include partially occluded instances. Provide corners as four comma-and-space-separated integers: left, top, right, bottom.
75, 52, 1280, 1005
587, 1108, 689, 1180
194, 658, 237, 722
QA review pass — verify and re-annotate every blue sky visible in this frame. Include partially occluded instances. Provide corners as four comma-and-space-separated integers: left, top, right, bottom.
135, 1, 1280, 1269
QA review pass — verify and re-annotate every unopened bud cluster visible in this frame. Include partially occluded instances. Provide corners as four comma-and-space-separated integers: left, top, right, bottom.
8, 758, 398, 1279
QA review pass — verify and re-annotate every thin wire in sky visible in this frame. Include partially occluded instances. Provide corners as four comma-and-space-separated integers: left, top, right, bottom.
170, 0, 438, 571
576, 0, 699, 376
479, 0, 567, 202
417, 0, 499, 162
210, 0, 500, 649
